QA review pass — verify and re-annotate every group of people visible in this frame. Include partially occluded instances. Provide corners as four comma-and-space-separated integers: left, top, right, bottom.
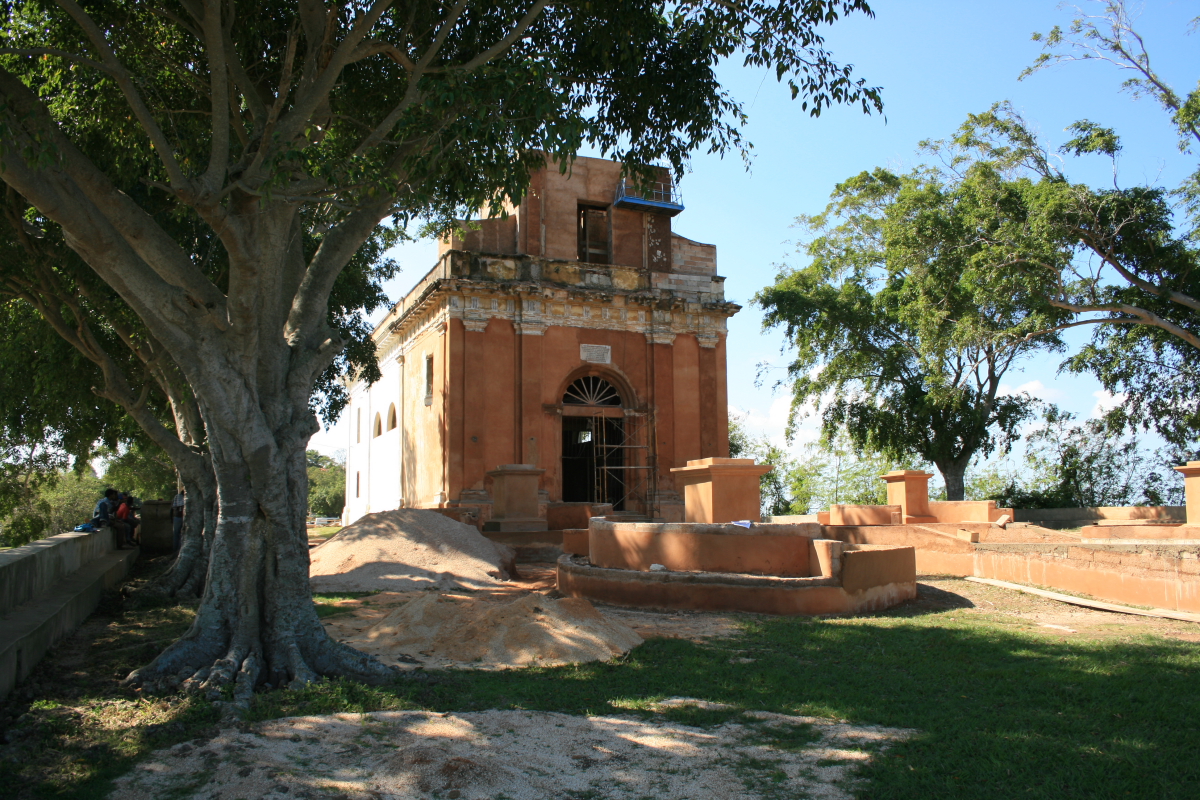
93, 488, 141, 548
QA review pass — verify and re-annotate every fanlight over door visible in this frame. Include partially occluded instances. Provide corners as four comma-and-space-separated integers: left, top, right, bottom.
562, 376, 621, 407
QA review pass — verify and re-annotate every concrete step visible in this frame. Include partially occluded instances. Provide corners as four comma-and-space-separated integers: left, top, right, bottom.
0, 546, 138, 700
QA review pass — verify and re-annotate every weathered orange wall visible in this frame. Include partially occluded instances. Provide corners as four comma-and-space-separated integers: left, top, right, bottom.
409, 320, 730, 511
588, 524, 816, 577
558, 557, 917, 616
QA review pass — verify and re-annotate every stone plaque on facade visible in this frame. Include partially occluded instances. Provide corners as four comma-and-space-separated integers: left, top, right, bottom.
580, 344, 611, 364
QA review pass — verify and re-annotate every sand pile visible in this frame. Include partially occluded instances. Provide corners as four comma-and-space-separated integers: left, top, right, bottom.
344, 593, 643, 668
110, 709, 913, 800
309, 509, 515, 593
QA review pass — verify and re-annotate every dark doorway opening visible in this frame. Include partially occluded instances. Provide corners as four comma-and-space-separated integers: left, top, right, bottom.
561, 416, 626, 509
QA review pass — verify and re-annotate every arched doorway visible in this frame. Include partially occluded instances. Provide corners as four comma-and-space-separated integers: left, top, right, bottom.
561, 375, 628, 509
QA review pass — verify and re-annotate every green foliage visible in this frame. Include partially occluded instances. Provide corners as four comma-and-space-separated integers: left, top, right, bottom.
727, 414, 910, 514
979, 408, 1184, 510
98, 442, 177, 502
0, 466, 104, 547
306, 450, 346, 518
755, 165, 1065, 498
947, 2, 1200, 445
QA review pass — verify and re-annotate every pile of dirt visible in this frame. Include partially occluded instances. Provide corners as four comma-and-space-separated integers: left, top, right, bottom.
309, 509, 515, 593
343, 593, 643, 668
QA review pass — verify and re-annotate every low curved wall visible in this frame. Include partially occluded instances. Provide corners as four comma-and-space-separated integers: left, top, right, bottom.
557, 554, 916, 616
587, 520, 823, 577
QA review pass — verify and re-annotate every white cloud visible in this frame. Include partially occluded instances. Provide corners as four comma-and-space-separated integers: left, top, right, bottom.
998, 379, 1065, 403
1090, 389, 1126, 418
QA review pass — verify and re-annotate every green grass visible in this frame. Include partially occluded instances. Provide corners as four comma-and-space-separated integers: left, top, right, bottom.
247, 605, 1200, 800
311, 591, 379, 619
3, 569, 1199, 800
307, 525, 342, 539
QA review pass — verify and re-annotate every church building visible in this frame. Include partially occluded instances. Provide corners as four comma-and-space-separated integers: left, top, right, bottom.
343, 155, 739, 526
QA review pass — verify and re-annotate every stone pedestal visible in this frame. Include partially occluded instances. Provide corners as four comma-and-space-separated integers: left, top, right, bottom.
138, 500, 175, 554
483, 464, 547, 532
669, 458, 773, 523
880, 470, 937, 523
1173, 462, 1200, 525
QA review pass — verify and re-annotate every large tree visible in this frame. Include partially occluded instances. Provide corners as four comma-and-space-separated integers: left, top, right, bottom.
756, 167, 1068, 499
945, 1, 1199, 446
0, 1, 881, 697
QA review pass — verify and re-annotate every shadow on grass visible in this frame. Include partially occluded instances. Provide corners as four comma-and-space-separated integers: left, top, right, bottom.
254, 606, 1200, 800
8, 559, 1198, 800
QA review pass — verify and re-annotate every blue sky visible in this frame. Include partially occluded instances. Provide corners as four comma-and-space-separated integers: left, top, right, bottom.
311, 0, 1198, 465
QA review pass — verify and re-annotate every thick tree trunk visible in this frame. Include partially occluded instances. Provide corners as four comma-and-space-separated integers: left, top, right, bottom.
126, 410, 402, 700
938, 461, 969, 501
155, 472, 216, 598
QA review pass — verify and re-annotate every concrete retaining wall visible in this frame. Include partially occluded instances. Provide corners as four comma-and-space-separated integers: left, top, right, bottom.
0, 529, 117, 618
821, 522, 1200, 614
0, 547, 136, 699
557, 554, 916, 616
0, 529, 138, 700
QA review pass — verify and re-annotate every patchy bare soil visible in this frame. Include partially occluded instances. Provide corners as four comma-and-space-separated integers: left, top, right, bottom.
908, 576, 1200, 642
109, 707, 912, 800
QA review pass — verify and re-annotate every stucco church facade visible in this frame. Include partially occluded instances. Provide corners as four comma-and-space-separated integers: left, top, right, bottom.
343, 155, 738, 526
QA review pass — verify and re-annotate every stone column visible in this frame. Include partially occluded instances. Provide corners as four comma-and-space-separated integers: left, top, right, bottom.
1173, 461, 1200, 525
669, 457, 773, 523
879, 470, 937, 523
484, 464, 548, 532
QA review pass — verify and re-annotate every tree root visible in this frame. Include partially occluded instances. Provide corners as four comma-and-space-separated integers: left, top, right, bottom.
123, 628, 418, 700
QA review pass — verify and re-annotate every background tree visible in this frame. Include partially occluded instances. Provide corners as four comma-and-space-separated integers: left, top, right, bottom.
306, 450, 346, 519
0, 0, 882, 697
756, 167, 1067, 499
976, 407, 1184, 509
944, 0, 1199, 447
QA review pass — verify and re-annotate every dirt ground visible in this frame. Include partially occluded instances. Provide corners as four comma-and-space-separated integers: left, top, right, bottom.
9, 565, 1199, 800
907, 575, 1200, 642
322, 566, 1200, 648
109, 707, 912, 800
320, 564, 746, 652
109, 573, 1200, 799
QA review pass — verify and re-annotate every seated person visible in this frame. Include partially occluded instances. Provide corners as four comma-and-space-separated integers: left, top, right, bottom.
93, 488, 131, 547
116, 492, 140, 546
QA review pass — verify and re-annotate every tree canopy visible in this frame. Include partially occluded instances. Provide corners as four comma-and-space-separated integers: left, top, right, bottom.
937, 1, 1200, 446
756, 166, 1067, 499
0, 0, 884, 696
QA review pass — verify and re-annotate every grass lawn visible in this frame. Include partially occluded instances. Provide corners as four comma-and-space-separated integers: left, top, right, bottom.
2, 559, 1198, 799
307, 525, 343, 540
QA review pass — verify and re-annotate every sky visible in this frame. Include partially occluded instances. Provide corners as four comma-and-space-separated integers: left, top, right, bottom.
310, 0, 1199, 471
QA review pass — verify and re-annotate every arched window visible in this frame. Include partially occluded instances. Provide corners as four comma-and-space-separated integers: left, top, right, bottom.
563, 375, 622, 406
387, 403, 397, 431
373, 412, 382, 438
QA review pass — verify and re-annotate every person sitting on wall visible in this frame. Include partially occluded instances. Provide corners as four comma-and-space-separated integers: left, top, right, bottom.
93, 488, 131, 549
116, 492, 140, 546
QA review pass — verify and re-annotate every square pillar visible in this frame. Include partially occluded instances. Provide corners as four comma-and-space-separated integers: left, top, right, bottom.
484, 464, 547, 532
879, 470, 937, 523
669, 457, 773, 523
1173, 461, 1200, 525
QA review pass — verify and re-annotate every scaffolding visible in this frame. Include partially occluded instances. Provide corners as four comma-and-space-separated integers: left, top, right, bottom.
583, 412, 655, 515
